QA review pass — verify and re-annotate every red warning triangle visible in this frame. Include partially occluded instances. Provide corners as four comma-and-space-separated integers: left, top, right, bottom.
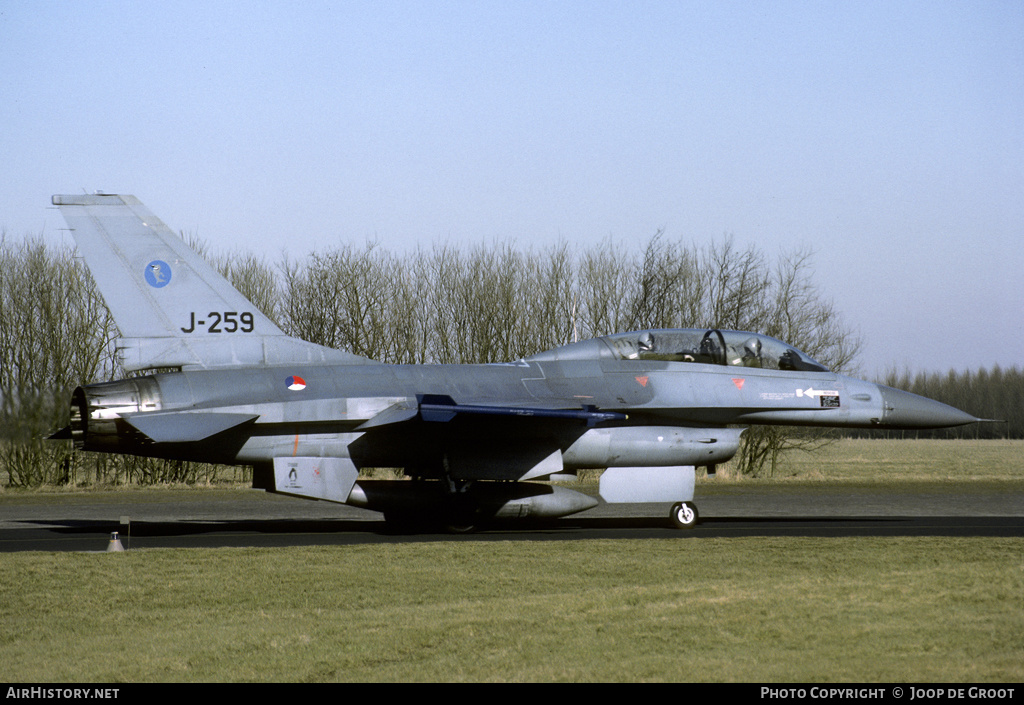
732, 378, 745, 390
635, 376, 649, 387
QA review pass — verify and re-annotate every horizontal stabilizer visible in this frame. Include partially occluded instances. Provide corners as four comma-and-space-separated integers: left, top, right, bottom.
121, 411, 259, 443
416, 394, 626, 426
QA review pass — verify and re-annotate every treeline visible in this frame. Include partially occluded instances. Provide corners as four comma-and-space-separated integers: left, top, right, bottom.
868, 366, 1023, 439
5, 227, 1008, 487
267, 234, 861, 370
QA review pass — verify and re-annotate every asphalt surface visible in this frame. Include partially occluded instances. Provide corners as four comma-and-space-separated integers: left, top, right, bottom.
2, 482, 1022, 551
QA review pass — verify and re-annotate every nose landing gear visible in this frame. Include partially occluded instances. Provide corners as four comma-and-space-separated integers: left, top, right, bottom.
670, 501, 699, 529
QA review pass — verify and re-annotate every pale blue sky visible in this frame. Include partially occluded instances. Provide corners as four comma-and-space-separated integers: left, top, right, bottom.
2, 1, 1022, 375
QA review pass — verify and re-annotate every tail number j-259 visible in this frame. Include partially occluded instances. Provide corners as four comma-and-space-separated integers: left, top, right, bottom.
181, 312, 255, 334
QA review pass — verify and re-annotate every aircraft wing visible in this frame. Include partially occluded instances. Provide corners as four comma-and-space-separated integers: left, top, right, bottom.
349, 394, 630, 482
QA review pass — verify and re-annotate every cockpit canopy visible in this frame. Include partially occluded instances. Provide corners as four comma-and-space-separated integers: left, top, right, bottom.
527, 328, 829, 372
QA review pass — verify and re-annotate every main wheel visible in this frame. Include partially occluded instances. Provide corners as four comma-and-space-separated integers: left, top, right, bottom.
443, 520, 478, 534
670, 501, 699, 529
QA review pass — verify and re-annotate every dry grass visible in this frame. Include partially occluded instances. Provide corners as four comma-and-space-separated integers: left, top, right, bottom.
699, 438, 1024, 483
1, 538, 1021, 682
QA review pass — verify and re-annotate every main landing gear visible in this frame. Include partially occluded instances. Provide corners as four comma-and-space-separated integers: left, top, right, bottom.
670, 501, 699, 529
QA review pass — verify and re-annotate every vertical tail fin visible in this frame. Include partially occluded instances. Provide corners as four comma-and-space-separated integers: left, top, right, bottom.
53, 194, 372, 371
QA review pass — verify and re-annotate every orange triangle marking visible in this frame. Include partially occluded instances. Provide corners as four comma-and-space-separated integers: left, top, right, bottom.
732, 378, 745, 390
635, 376, 649, 387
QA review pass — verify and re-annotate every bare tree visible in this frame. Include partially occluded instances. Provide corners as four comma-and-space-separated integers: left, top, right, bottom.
625, 231, 702, 331
577, 238, 636, 338
1, 236, 117, 485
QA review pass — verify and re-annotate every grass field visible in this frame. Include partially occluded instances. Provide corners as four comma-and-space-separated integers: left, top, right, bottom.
1, 538, 1021, 682
1, 439, 1022, 682
758, 438, 1024, 482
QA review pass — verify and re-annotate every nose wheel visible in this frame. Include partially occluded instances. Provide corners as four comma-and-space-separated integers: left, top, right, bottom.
670, 501, 699, 529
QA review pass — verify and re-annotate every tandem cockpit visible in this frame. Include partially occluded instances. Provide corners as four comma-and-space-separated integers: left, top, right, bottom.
527, 328, 830, 372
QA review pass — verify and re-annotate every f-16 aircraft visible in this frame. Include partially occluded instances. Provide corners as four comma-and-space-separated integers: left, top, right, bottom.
51, 194, 979, 530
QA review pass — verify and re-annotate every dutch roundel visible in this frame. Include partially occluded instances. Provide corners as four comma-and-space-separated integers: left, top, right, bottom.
286, 375, 307, 391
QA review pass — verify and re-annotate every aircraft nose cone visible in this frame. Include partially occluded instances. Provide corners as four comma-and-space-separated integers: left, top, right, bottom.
878, 385, 978, 429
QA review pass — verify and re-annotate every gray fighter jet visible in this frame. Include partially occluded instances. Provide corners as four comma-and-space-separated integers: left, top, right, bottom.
51, 194, 979, 530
